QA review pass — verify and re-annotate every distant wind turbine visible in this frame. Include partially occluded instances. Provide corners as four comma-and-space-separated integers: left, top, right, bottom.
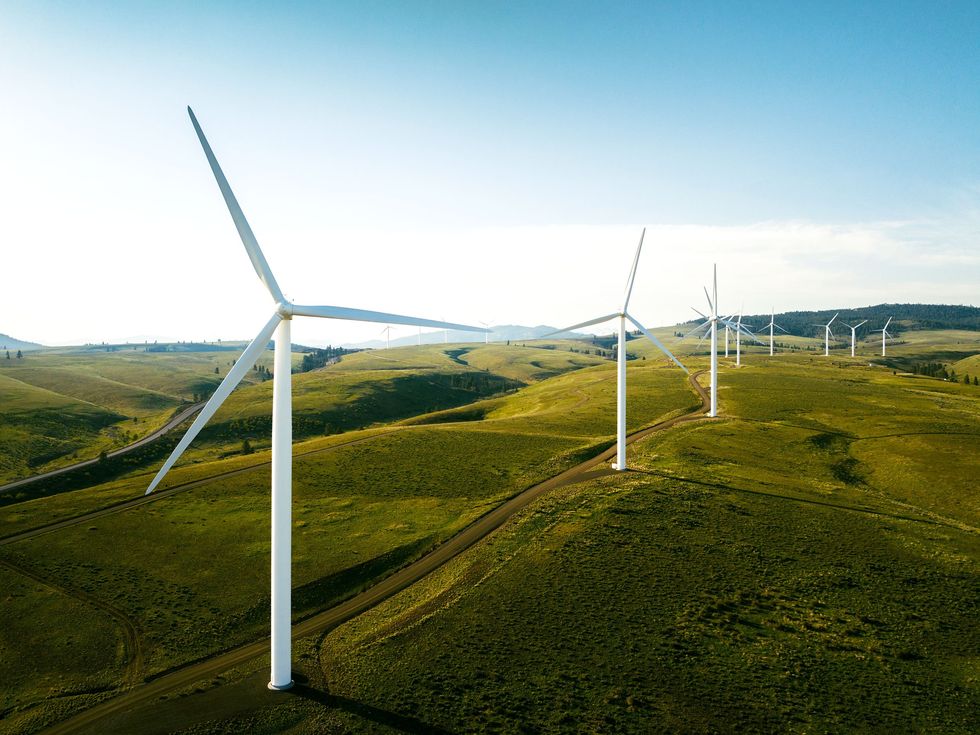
733, 309, 763, 366
146, 107, 486, 692
876, 317, 894, 356
479, 321, 493, 344
543, 229, 687, 470
764, 307, 788, 356
816, 313, 839, 356
381, 325, 393, 350
681, 266, 753, 417
841, 319, 868, 357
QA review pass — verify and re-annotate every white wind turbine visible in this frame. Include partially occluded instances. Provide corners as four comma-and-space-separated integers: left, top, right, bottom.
544, 229, 687, 471
381, 325, 393, 349
733, 309, 763, 367
876, 317, 894, 356
763, 307, 788, 356
816, 313, 839, 356
841, 319, 868, 357
145, 108, 486, 692
479, 321, 493, 344
680, 265, 752, 418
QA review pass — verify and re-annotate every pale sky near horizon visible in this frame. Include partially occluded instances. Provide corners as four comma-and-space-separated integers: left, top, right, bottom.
1, 1, 978, 347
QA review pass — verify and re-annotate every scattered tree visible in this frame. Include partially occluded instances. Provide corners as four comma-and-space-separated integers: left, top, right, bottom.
16, 349, 23, 359
214, 366, 219, 374
241, 439, 254, 455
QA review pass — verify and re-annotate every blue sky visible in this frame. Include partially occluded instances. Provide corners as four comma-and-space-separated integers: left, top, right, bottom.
1, 1, 978, 345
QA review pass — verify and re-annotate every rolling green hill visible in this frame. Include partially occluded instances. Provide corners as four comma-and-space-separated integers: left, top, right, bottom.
0, 349, 280, 483
0, 353, 697, 732
0, 332, 976, 733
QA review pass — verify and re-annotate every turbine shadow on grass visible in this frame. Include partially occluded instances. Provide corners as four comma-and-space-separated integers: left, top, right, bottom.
290, 683, 456, 735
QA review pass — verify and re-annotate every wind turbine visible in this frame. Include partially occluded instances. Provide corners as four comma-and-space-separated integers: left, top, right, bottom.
479, 321, 493, 344
733, 309, 762, 366
146, 107, 486, 692
816, 313, 839, 356
544, 229, 687, 471
841, 319, 867, 357
381, 326, 393, 350
876, 317, 894, 356
680, 266, 752, 417
763, 307, 788, 356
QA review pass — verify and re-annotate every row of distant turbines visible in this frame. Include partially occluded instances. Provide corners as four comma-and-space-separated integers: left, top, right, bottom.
147, 109, 896, 692
815, 312, 894, 358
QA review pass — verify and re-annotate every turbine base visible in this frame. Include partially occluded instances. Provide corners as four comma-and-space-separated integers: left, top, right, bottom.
268, 680, 294, 691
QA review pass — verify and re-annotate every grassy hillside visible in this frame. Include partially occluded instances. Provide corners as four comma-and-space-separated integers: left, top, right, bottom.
306, 354, 979, 734
0, 348, 282, 484
0, 352, 697, 733
1, 333, 977, 733
0, 373, 125, 480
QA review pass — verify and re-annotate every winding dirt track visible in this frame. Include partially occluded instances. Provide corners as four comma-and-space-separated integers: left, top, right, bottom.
0, 402, 206, 495
40, 370, 710, 735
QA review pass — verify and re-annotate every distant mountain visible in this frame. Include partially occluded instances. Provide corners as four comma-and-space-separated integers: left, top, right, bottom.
681, 304, 980, 339
344, 324, 569, 349
0, 333, 44, 352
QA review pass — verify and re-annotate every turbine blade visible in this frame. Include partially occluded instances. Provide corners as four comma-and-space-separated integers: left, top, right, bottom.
691, 306, 708, 319
145, 313, 282, 494
828, 313, 839, 326
679, 319, 712, 341
188, 108, 285, 304
703, 286, 713, 313
855, 320, 868, 329
775, 324, 790, 333
627, 315, 688, 373
884, 317, 893, 330
622, 228, 645, 311
291, 304, 487, 332
540, 313, 620, 338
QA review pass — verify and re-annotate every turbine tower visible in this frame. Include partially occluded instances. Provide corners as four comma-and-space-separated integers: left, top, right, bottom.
381, 325, 392, 350
544, 229, 687, 471
817, 313, 839, 356
479, 321, 493, 344
146, 108, 486, 692
842, 319, 867, 357
763, 307, 788, 356
876, 317, 893, 356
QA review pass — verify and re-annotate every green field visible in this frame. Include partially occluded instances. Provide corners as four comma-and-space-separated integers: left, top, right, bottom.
0, 333, 977, 734
0, 348, 281, 483
0, 343, 697, 733
0, 343, 596, 486
302, 352, 979, 734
